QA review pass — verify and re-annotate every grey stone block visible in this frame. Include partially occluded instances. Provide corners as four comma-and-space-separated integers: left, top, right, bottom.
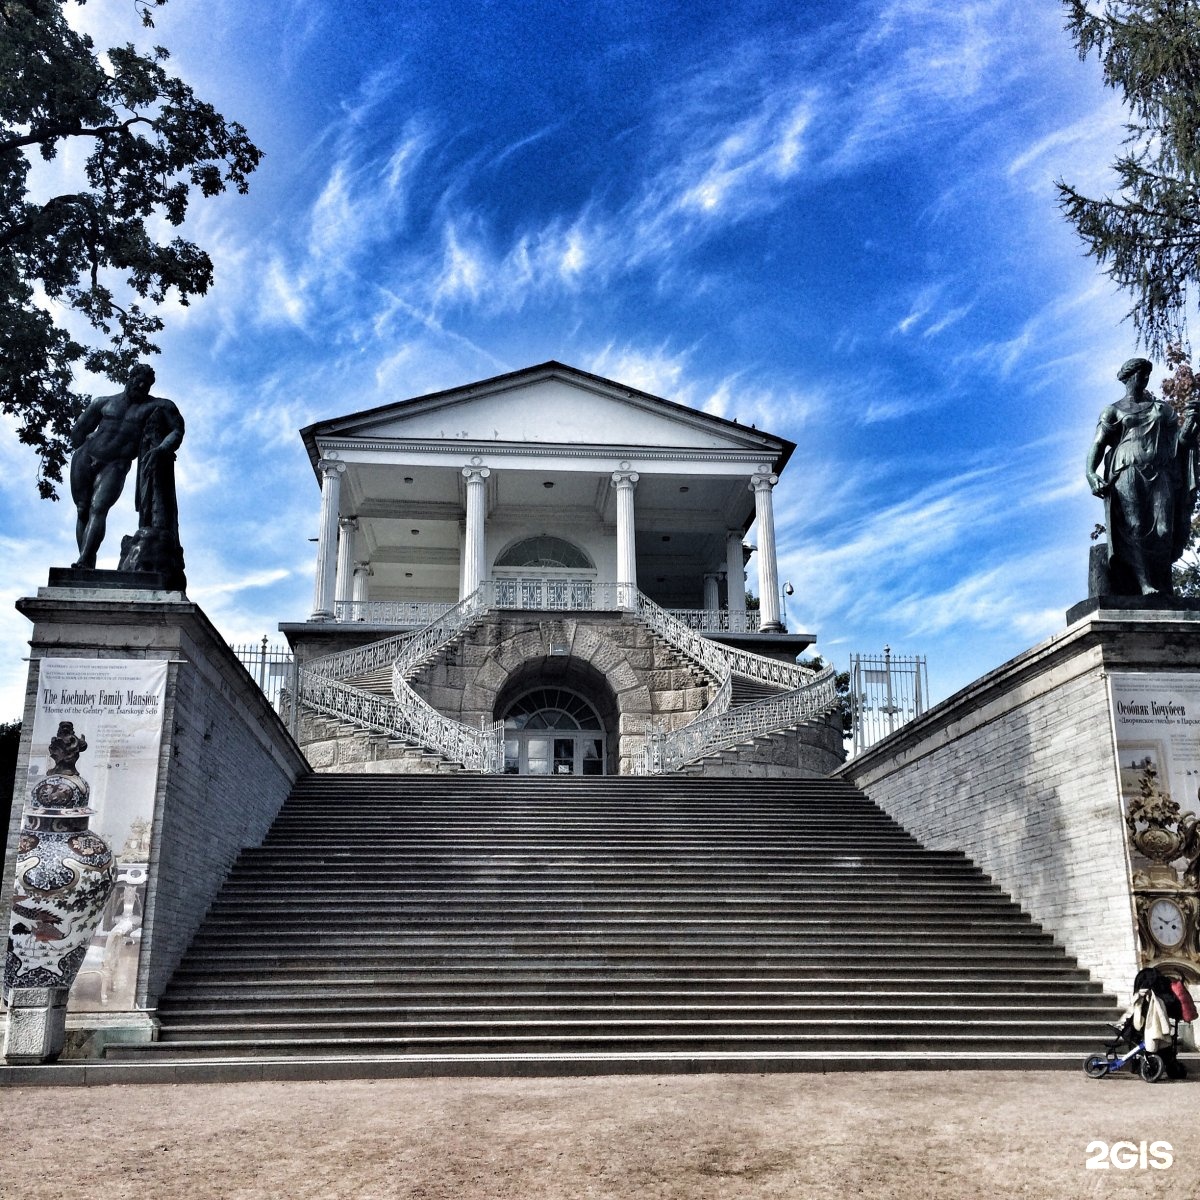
4, 988, 68, 1063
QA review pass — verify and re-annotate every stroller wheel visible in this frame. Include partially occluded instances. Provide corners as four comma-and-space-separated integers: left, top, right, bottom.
1140, 1053, 1165, 1083
1084, 1055, 1109, 1079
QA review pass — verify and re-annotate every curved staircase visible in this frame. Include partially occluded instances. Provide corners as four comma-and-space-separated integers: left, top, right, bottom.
296, 581, 839, 774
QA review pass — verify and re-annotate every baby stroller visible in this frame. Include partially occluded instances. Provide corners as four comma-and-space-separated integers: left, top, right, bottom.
1084, 966, 1197, 1082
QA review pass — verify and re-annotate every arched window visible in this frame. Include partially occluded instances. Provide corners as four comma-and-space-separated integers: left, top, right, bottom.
495, 536, 593, 570
502, 687, 605, 775
504, 688, 604, 731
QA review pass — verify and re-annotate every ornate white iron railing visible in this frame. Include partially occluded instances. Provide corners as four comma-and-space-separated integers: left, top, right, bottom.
299, 577, 836, 774
337, 591, 760, 632
632, 592, 815, 689
493, 576, 613, 611
298, 671, 502, 773
631, 592, 836, 771
301, 586, 502, 772
334, 599, 456, 625
644, 668, 840, 773
663, 608, 761, 633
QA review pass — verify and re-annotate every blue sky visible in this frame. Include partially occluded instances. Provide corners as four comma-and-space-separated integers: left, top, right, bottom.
0, 0, 1164, 720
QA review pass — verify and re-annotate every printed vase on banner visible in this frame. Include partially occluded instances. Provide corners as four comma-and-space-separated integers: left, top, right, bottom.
4, 722, 117, 992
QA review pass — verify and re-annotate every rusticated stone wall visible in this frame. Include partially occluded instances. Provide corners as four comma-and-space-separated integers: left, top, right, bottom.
293, 611, 838, 777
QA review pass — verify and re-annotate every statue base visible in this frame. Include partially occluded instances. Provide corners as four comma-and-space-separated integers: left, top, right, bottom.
3, 987, 69, 1064
1066, 593, 1200, 624
47, 566, 170, 591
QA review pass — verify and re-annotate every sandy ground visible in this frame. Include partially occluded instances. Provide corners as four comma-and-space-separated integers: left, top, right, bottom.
1, 1070, 1195, 1199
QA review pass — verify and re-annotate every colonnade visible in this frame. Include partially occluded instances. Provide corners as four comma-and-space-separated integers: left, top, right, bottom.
309, 459, 785, 630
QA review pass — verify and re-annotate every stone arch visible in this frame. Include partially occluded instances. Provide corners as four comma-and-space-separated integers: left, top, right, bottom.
453, 615, 656, 775
494, 657, 619, 774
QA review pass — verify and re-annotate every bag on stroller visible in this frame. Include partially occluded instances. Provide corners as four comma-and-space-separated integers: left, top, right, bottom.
1129, 967, 1193, 1079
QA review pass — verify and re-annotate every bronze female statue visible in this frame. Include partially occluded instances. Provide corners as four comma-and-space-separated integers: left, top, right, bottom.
1086, 358, 1199, 596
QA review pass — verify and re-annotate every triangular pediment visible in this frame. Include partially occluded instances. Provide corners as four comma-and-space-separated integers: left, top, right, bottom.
303, 362, 792, 462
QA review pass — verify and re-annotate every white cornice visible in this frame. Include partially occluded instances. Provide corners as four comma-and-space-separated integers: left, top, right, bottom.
318, 437, 775, 466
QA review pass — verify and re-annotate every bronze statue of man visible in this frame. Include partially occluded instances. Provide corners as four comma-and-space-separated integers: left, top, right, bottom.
1086, 357, 1199, 596
69, 365, 185, 575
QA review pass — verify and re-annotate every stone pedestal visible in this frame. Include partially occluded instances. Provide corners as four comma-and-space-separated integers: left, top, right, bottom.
47, 566, 171, 592
1, 579, 308, 1058
3, 988, 68, 1064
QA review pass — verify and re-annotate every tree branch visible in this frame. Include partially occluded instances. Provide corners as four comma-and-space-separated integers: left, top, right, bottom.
0, 193, 99, 251
0, 115, 157, 157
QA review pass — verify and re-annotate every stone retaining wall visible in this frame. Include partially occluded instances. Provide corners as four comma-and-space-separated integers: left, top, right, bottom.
839, 611, 1200, 998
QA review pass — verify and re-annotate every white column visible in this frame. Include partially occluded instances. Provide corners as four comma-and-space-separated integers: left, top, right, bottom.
749, 468, 782, 632
461, 466, 491, 599
334, 516, 358, 620
352, 561, 371, 611
310, 458, 345, 621
703, 572, 720, 612
457, 521, 467, 599
726, 532, 747, 629
611, 470, 639, 607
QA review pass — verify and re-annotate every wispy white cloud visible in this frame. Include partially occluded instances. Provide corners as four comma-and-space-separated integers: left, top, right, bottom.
776, 433, 1076, 630
188, 568, 293, 602
827, 0, 1032, 169
1006, 105, 1127, 192
307, 121, 432, 270
583, 342, 817, 434
959, 275, 1125, 382
891, 286, 974, 342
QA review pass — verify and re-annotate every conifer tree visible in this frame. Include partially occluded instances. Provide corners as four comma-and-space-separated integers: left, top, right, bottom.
1057, 0, 1200, 357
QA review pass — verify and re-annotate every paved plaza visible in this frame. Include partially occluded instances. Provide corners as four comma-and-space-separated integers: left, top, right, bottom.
1, 1069, 1195, 1198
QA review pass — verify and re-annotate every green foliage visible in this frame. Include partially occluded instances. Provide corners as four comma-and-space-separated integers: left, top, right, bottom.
0, 718, 20, 829
799, 655, 852, 735
1160, 344, 1200, 596
1057, 0, 1200, 357
0, 0, 261, 497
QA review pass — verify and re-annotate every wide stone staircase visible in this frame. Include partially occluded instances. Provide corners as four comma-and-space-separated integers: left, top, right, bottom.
106, 774, 1119, 1073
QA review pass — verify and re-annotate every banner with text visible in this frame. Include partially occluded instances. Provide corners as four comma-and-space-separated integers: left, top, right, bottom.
24, 657, 168, 1011
1107, 671, 1200, 865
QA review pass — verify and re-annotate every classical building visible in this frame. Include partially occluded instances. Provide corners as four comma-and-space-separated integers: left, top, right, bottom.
282, 362, 842, 777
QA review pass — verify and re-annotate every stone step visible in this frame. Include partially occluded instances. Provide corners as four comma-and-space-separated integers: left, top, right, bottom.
230, 845, 979, 860
108, 1029, 1115, 1059
159, 978, 1111, 1000
194, 914, 1040, 934
184, 932, 1062, 953
284, 777, 863, 790
157, 997, 1115, 1020
169, 952, 1089, 974
210, 882, 1010, 900
150, 1016, 1117, 1043
203, 895, 1026, 912
141, 772, 1116, 1072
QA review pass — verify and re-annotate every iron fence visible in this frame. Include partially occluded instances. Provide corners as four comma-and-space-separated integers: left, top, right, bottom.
849, 647, 929, 756
230, 637, 294, 713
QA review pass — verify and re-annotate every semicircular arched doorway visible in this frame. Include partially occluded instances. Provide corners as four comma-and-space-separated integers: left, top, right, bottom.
500, 686, 607, 776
